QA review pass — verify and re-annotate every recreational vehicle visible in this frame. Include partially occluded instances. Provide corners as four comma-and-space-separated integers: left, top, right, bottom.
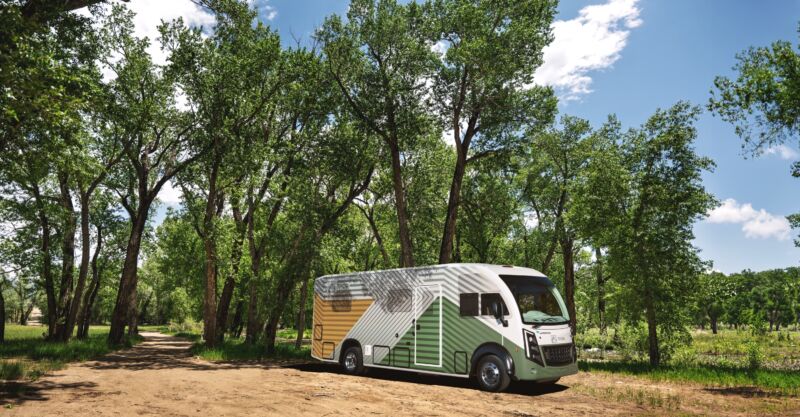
311, 263, 577, 392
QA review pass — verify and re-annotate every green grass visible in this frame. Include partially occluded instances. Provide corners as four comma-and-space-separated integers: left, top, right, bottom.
275, 328, 311, 340
190, 338, 311, 362
691, 328, 800, 365
1, 324, 142, 383
579, 360, 800, 396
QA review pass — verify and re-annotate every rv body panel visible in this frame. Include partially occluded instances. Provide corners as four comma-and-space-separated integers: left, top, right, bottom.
311, 264, 578, 382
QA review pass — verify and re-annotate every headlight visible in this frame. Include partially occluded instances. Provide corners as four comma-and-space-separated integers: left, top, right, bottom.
523, 330, 544, 366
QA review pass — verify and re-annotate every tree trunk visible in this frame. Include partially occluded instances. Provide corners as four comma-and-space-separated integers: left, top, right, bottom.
22, 303, 34, 325
646, 300, 660, 367
230, 300, 244, 338
710, 315, 718, 334
78, 225, 103, 339
127, 285, 138, 337
32, 183, 57, 339
201, 156, 221, 347
108, 207, 149, 346
63, 193, 91, 341
541, 237, 557, 274
295, 276, 310, 349
439, 148, 467, 264
561, 238, 577, 335
595, 247, 606, 333
360, 205, 390, 268
388, 142, 414, 267
0, 281, 5, 343
245, 258, 262, 344
55, 172, 76, 341
215, 206, 245, 343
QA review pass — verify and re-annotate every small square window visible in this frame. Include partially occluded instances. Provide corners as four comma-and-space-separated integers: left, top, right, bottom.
459, 293, 479, 316
481, 293, 508, 316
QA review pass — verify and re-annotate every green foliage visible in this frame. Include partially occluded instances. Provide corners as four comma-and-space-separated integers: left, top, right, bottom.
747, 341, 765, 370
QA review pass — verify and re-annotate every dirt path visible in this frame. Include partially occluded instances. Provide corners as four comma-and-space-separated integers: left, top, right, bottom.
2, 332, 797, 416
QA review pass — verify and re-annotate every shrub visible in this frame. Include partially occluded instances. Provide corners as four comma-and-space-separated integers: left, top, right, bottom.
168, 319, 202, 335
0, 361, 26, 380
747, 341, 764, 370
615, 323, 648, 361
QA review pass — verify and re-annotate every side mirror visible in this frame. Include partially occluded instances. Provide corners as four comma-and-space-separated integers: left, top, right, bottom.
491, 301, 508, 327
490, 301, 502, 319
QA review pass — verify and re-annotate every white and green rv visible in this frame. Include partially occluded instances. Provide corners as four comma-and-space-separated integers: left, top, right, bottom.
311, 263, 578, 392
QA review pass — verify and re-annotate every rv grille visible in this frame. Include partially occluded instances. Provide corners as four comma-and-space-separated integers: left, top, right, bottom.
542, 344, 574, 367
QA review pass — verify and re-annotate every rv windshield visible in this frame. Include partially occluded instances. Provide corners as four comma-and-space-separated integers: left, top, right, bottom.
500, 275, 569, 325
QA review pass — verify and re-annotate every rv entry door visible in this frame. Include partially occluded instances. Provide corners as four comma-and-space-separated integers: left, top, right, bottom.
413, 284, 442, 367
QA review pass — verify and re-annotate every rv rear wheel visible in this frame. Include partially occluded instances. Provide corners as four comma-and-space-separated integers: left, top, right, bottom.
475, 354, 511, 392
342, 346, 366, 375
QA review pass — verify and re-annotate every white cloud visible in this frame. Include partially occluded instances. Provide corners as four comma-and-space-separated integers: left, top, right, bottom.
126, 0, 216, 66
251, 0, 277, 21
533, 0, 642, 101
707, 198, 791, 240
80, 1, 276, 67
764, 144, 799, 160
158, 180, 183, 206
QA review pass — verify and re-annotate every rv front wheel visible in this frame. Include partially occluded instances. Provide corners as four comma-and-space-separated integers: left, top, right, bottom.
342, 346, 366, 375
476, 355, 511, 392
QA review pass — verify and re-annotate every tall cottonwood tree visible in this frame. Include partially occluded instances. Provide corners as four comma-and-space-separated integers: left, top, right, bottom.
607, 103, 715, 366
318, 0, 437, 267
98, 5, 205, 345
164, 0, 286, 346
430, 0, 557, 264
571, 116, 628, 334
522, 116, 594, 334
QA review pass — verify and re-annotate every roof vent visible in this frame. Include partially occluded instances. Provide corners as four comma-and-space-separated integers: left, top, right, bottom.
502, 265, 514, 268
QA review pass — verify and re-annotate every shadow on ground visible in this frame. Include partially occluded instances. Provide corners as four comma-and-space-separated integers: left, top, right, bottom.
288, 362, 569, 396
1, 378, 98, 407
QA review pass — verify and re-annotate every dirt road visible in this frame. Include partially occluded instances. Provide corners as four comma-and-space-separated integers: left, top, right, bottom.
2, 332, 797, 416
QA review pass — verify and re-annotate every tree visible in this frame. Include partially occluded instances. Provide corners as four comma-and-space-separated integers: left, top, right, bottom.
608, 103, 715, 366
164, 0, 285, 347
429, 0, 557, 264
570, 117, 628, 333
97, 5, 206, 345
697, 271, 731, 334
318, 0, 437, 267
521, 115, 594, 334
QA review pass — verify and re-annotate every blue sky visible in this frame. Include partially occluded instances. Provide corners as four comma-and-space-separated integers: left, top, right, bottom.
137, 0, 800, 274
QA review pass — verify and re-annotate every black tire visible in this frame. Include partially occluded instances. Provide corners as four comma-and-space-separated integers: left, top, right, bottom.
341, 346, 366, 375
475, 354, 511, 392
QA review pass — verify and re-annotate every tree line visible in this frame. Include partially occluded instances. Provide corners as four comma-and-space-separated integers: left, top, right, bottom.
1, 0, 797, 368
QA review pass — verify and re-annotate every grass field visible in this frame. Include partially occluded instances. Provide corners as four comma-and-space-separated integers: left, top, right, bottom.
577, 327, 800, 396
0, 325, 141, 383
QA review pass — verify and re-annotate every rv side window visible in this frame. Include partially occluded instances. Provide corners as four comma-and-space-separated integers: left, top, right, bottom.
481, 293, 509, 316
459, 293, 479, 316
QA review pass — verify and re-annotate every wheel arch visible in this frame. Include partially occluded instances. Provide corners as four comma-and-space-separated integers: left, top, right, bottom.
470, 342, 515, 377
338, 338, 361, 363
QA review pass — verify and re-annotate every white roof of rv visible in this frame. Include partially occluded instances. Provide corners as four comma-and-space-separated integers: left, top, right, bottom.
318, 263, 547, 279
468, 263, 547, 278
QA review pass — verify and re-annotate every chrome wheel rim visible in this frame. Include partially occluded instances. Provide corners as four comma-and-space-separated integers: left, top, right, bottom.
345, 351, 357, 371
480, 362, 500, 387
